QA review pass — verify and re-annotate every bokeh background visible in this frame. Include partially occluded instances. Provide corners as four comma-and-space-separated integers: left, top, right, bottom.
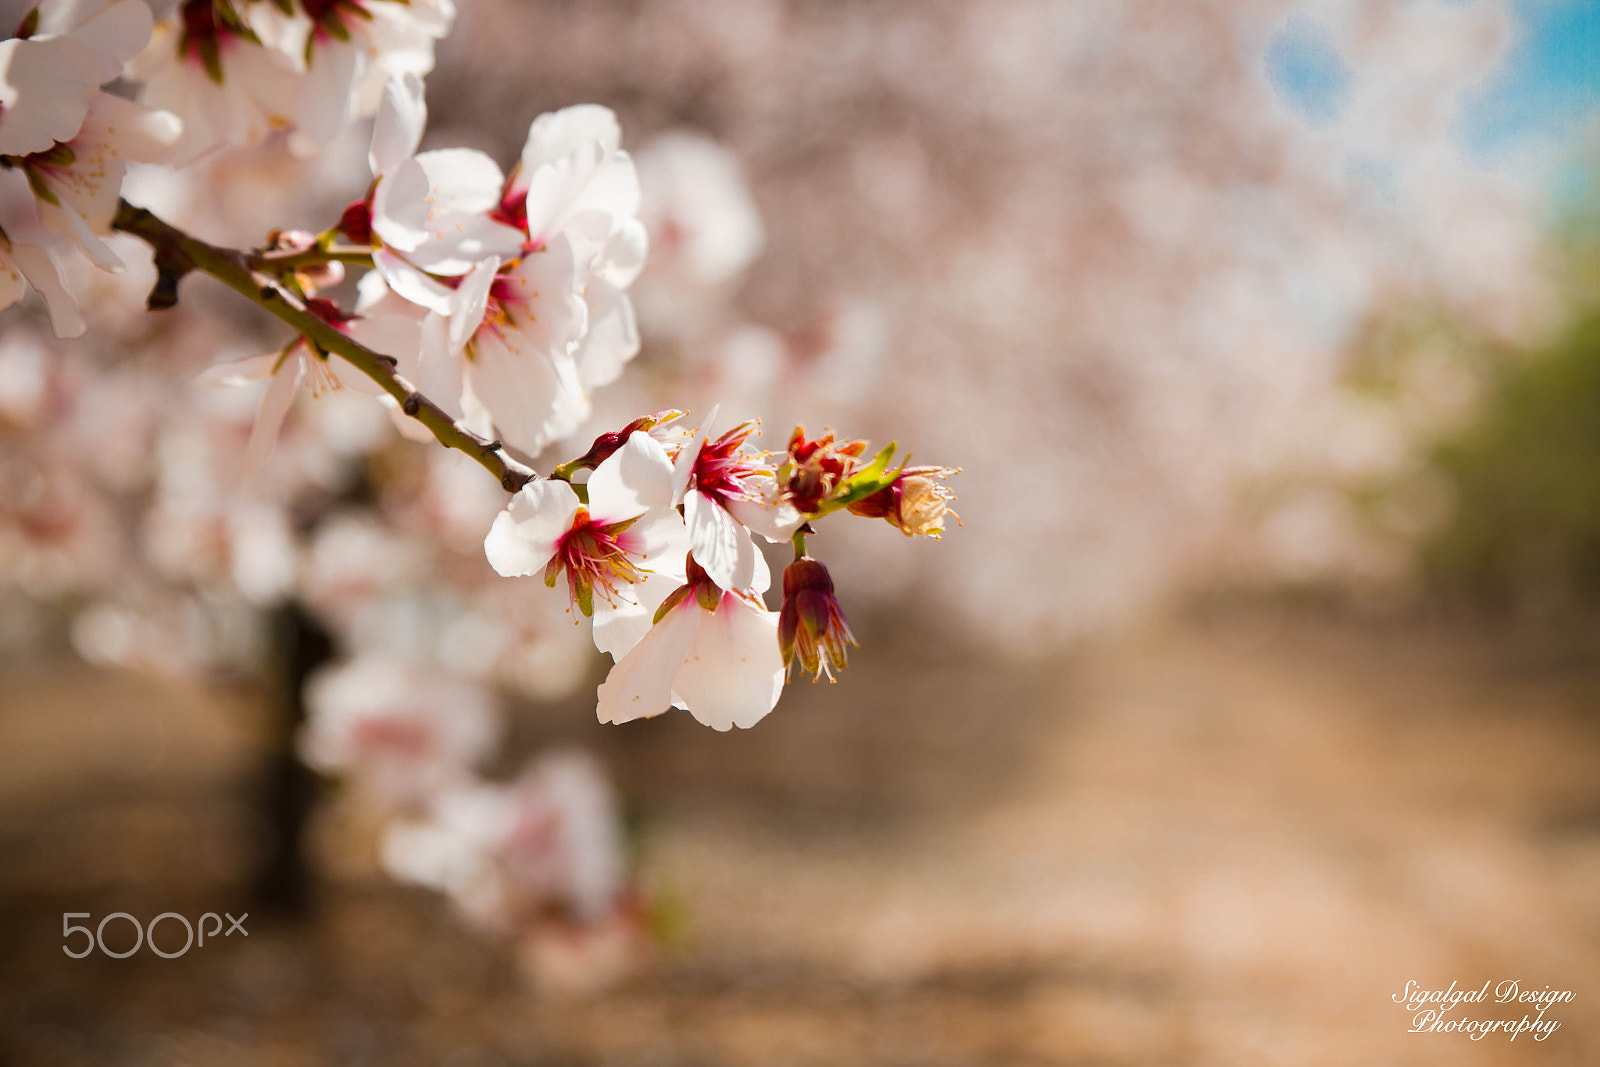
4, 0, 1600, 1063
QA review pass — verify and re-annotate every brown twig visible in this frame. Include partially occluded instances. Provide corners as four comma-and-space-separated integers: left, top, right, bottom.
112, 199, 536, 493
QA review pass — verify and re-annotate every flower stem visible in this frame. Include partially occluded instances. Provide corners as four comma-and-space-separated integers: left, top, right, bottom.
246, 243, 375, 275
111, 199, 536, 493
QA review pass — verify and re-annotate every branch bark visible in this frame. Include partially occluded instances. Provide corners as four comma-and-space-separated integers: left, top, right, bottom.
111, 199, 537, 493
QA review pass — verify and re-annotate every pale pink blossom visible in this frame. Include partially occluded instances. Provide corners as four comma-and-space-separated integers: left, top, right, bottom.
596, 558, 785, 731
381, 749, 628, 928
0, 0, 153, 156
670, 408, 801, 594
365, 73, 521, 311
131, 0, 453, 161
198, 314, 394, 471
484, 430, 688, 659
302, 654, 500, 808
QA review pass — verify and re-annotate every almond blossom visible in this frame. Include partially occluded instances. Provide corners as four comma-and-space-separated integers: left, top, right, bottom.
503, 103, 648, 395
596, 555, 784, 731
847, 464, 962, 538
671, 408, 802, 594
302, 653, 500, 809
362, 72, 521, 311
130, 0, 454, 161
483, 430, 688, 659
381, 749, 629, 929
1, 0, 180, 335
198, 301, 391, 472
0, 0, 152, 156
349, 84, 647, 455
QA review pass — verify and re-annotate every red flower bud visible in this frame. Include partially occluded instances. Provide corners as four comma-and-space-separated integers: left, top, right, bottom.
558, 411, 687, 477
782, 426, 867, 515
338, 199, 374, 246
778, 557, 856, 682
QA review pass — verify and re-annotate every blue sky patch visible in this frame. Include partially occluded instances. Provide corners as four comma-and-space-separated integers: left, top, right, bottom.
1265, 14, 1353, 128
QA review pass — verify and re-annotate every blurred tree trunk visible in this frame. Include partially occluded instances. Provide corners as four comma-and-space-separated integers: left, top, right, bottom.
253, 602, 333, 915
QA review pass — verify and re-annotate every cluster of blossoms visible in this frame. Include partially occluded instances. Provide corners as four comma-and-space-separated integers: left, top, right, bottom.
487, 413, 957, 730
0, 0, 182, 336
0, 0, 955, 982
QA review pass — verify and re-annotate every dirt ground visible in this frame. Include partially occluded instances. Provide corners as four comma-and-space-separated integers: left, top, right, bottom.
2, 609, 1598, 1066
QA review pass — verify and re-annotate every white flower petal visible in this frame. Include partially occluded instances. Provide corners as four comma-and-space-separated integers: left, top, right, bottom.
0, 36, 98, 155
725, 494, 805, 544
415, 147, 507, 217
621, 509, 690, 579
591, 569, 682, 661
402, 212, 522, 276
465, 331, 588, 455
595, 598, 699, 724
674, 594, 783, 731
11, 243, 84, 337
686, 488, 767, 593
372, 156, 434, 251
373, 246, 454, 314
446, 257, 498, 355
197, 351, 280, 388
587, 431, 676, 522
572, 281, 638, 391
370, 73, 426, 177
483, 479, 581, 577
520, 104, 622, 171
62, 0, 154, 81
243, 354, 304, 473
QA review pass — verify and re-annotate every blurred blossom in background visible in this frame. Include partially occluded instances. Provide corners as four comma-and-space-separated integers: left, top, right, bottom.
6, 0, 1600, 1064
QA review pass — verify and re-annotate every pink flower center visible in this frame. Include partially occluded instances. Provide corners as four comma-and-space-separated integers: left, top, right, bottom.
692, 422, 770, 506
550, 508, 644, 612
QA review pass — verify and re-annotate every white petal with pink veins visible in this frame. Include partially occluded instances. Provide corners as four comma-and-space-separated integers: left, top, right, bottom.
596, 599, 700, 724
673, 594, 784, 731
483, 479, 581, 578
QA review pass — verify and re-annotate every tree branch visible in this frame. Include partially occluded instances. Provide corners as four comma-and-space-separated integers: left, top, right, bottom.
112, 199, 537, 494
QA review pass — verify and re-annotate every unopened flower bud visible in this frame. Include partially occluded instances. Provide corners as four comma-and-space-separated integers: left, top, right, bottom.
338, 198, 374, 246
268, 229, 343, 290
847, 466, 960, 538
782, 426, 867, 515
778, 557, 856, 682
553, 411, 687, 479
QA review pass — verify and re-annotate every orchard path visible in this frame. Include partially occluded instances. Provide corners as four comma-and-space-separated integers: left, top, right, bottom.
2, 611, 1598, 1065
